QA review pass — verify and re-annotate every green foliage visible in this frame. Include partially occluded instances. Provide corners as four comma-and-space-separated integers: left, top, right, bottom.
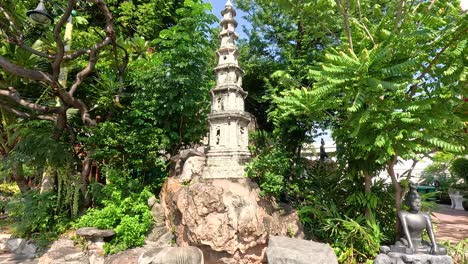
420, 152, 466, 204
100, 0, 185, 40
75, 190, 152, 254
295, 168, 394, 263
88, 0, 216, 177
6, 190, 69, 242
420, 153, 457, 187
4, 169, 86, 246
246, 132, 291, 198
56, 171, 81, 219
1, 0, 211, 254
451, 158, 468, 185
255, 4, 467, 262
328, 216, 384, 263
75, 168, 153, 254
248, 131, 395, 262
0, 182, 18, 213
0, 182, 19, 195
441, 238, 468, 264
6, 121, 72, 169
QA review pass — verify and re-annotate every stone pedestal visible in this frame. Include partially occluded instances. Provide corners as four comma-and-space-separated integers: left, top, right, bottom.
203, 149, 250, 179
374, 252, 453, 264
449, 193, 465, 210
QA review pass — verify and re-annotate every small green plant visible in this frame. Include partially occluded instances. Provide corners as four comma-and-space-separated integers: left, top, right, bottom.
75, 171, 153, 255
441, 239, 468, 264
245, 143, 291, 199
0, 183, 20, 195
286, 224, 295, 238
71, 235, 89, 251
324, 215, 384, 263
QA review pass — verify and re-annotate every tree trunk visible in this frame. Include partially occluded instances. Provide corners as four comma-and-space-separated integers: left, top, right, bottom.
40, 166, 57, 193
11, 161, 29, 193
387, 157, 402, 237
80, 151, 92, 207
364, 169, 372, 219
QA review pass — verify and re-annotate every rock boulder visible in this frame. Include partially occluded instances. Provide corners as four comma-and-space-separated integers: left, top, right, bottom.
266, 236, 338, 264
138, 246, 203, 264
160, 177, 304, 264
3, 238, 38, 258
38, 237, 86, 264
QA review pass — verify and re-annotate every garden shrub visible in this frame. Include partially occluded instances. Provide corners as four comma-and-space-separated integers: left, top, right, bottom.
247, 133, 395, 263
442, 238, 468, 264
0, 183, 20, 195
75, 168, 153, 254
451, 158, 468, 185
6, 190, 71, 246
0, 182, 19, 214
296, 175, 393, 263
245, 147, 291, 198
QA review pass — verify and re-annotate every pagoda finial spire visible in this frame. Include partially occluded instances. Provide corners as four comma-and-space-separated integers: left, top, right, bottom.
225, 0, 233, 7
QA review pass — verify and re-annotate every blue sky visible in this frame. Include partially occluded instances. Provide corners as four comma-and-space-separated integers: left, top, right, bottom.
207, 0, 251, 39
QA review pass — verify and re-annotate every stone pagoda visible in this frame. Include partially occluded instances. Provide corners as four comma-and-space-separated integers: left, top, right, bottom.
203, 0, 251, 179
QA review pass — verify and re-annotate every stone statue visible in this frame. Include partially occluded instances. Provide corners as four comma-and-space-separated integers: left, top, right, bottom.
319, 138, 328, 161
392, 183, 446, 255
374, 183, 452, 264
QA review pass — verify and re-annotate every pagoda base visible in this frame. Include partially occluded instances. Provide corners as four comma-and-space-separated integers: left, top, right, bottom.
202, 149, 250, 179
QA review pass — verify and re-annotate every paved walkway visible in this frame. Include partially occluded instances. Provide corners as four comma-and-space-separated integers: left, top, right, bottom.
432, 204, 468, 243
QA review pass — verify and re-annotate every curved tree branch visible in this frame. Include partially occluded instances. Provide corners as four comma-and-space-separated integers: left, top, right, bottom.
0, 87, 53, 113
0, 0, 117, 129
52, 0, 76, 80
68, 0, 116, 97
17, 41, 55, 59
0, 6, 21, 34
0, 101, 56, 122
394, 0, 406, 32
357, 0, 375, 46
68, 38, 111, 95
0, 55, 54, 83
335, 0, 353, 52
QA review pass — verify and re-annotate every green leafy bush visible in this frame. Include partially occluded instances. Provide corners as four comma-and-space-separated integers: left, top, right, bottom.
296, 178, 393, 263
451, 158, 468, 185
75, 168, 153, 254
246, 147, 291, 198
248, 136, 394, 262
441, 238, 468, 264
0, 183, 20, 195
328, 216, 384, 263
6, 190, 70, 245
